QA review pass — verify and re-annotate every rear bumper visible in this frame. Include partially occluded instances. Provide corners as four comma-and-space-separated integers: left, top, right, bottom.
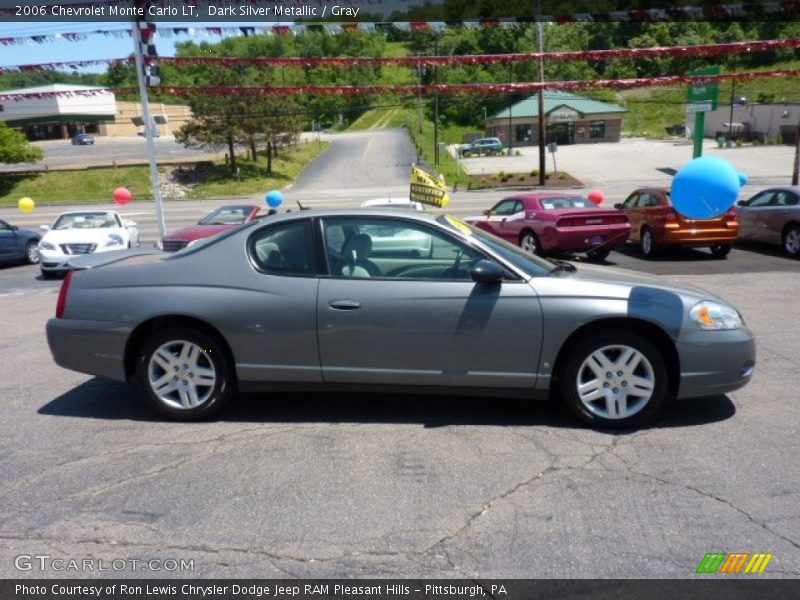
676, 327, 756, 399
658, 225, 738, 246
543, 225, 631, 252
46, 318, 132, 382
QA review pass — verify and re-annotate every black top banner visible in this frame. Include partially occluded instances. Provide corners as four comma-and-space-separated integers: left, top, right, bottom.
1, 0, 799, 23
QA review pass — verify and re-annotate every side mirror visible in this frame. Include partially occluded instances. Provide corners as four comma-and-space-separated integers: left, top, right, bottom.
482, 209, 492, 216
40, 225, 50, 231
614, 203, 624, 210
11, 225, 18, 231
471, 259, 505, 284
736, 200, 746, 207
124, 220, 137, 227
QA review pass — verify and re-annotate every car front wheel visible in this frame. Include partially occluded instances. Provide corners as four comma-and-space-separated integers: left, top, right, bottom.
136, 327, 235, 420
783, 224, 800, 258
559, 330, 668, 428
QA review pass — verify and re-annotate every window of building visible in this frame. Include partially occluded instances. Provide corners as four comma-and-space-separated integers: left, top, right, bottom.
589, 121, 606, 138
515, 124, 532, 142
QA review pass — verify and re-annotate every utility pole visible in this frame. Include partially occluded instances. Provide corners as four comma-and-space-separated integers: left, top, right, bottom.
535, 0, 546, 186
792, 105, 800, 185
433, 33, 440, 166
727, 58, 736, 143
132, 17, 166, 237
507, 65, 513, 153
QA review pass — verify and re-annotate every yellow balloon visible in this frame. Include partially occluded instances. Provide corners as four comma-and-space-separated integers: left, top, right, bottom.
18, 197, 35, 213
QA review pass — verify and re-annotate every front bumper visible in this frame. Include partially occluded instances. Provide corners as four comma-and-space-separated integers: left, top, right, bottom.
40, 246, 123, 271
46, 318, 132, 382
676, 327, 756, 399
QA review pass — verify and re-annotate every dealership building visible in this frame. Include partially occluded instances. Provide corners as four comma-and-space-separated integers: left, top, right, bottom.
0, 84, 192, 140
485, 91, 628, 146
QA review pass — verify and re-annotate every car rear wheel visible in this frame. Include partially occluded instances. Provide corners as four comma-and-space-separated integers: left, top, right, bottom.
520, 230, 542, 256
640, 228, 659, 259
136, 327, 235, 420
783, 224, 800, 258
709, 243, 732, 258
25, 241, 40, 264
559, 330, 667, 428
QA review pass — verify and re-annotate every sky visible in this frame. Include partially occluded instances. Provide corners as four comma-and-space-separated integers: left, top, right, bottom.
0, 21, 276, 70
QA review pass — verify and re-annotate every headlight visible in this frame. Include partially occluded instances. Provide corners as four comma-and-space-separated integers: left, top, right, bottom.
690, 301, 742, 330
39, 241, 56, 251
104, 234, 124, 247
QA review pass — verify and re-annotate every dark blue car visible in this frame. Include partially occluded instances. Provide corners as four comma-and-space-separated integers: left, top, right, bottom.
0, 220, 40, 265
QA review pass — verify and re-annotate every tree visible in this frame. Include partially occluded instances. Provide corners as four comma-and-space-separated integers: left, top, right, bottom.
0, 122, 43, 164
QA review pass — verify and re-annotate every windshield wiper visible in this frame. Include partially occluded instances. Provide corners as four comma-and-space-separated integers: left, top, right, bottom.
548, 258, 577, 274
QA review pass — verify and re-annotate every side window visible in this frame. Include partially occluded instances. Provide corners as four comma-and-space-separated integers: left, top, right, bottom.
786, 192, 800, 206
322, 218, 486, 281
250, 220, 315, 276
0, 220, 10, 231
747, 192, 775, 207
513, 200, 524, 213
622, 193, 638, 209
492, 200, 518, 215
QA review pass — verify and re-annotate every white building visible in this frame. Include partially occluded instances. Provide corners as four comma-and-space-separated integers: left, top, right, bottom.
699, 101, 800, 143
0, 84, 117, 140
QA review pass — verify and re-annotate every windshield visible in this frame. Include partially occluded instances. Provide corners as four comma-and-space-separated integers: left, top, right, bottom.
200, 206, 253, 225
53, 213, 119, 230
539, 196, 596, 210
437, 215, 553, 277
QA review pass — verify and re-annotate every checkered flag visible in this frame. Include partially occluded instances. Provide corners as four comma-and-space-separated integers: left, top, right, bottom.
137, 20, 160, 87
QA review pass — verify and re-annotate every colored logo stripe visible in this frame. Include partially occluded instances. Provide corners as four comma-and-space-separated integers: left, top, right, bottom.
697, 553, 726, 573
696, 552, 773, 574
744, 553, 773, 574
719, 553, 750, 574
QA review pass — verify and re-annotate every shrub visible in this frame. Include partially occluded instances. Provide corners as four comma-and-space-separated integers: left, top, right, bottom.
558, 173, 567, 180
518, 175, 526, 181
530, 169, 539, 177
514, 150, 522, 156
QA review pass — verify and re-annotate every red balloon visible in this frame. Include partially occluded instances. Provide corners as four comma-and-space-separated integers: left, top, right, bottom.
588, 190, 604, 205
113, 187, 132, 205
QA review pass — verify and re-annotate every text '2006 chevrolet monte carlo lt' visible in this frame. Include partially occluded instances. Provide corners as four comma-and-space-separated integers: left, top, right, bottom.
46, 209, 755, 428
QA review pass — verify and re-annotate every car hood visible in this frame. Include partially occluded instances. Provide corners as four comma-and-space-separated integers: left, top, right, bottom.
533, 262, 729, 305
42, 228, 125, 244
162, 223, 234, 242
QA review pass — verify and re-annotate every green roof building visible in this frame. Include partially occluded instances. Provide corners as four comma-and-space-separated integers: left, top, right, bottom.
486, 91, 627, 146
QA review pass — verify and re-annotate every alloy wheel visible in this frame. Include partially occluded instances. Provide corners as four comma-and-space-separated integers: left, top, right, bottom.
147, 340, 217, 410
575, 344, 656, 420
785, 227, 800, 256
521, 233, 537, 254
26, 242, 40, 264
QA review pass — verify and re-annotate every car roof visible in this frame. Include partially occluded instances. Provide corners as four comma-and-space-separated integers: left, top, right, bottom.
242, 207, 441, 227
56, 209, 118, 216
507, 193, 587, 200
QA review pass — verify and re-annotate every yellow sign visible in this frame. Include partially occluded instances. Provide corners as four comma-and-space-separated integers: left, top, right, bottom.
410, 165, 451, 208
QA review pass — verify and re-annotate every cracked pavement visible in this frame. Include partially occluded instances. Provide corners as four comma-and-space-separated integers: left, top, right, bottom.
0, 270, 799, 578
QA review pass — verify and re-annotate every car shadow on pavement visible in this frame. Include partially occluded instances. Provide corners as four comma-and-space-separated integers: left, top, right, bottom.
39, 377, 736, 431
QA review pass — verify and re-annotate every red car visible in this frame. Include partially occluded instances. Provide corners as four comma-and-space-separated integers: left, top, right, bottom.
466, 194, 630, 261
158, 205, 262, 252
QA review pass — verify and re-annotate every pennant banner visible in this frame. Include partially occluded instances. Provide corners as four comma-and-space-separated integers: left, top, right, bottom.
2, 39, 798, 73
1, 69, 797, 101
410, 165, 451, 208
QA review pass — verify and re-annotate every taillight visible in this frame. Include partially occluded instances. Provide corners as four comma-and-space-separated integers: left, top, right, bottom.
665, 209, 677, 222
56, 271, 73, 319
725, 206, 738, 221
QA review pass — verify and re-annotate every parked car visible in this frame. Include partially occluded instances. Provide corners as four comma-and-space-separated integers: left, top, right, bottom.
46, 209, 754, 429
71, 133, 94, 145
38, 211, 139, 278
460, 137, 505, 157
0, 219, 40, 265
736, 186, 800, 258
615, 188, 739, 259
465, 194, 630, 261
157, 205, 262, 252
360, 197, 425, 211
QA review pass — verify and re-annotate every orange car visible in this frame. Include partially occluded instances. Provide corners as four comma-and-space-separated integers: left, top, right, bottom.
615, 187, 739, 259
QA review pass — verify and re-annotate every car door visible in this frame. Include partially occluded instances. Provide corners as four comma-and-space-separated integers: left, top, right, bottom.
493, 199, 526, 243
637, 192, 664, 238
316, 216, 543, 389
0, 220, 15, 259
761, 190, 800, 244
620, 193, 641, 242
738, 191, 775, 241
480, 199, 521, 240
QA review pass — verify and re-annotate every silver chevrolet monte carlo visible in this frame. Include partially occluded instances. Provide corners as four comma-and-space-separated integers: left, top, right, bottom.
46, 209, 755, 428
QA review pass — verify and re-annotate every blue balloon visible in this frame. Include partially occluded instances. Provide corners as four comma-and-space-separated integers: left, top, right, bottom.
266, 190, 283, 208
670, 156, 747, 220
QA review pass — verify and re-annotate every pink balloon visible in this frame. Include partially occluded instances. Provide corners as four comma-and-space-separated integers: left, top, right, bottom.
588, 190, 604, 205
113, 187, 132, 205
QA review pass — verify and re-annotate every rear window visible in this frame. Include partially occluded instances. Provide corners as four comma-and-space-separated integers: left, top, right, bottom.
539, 197, 595, 210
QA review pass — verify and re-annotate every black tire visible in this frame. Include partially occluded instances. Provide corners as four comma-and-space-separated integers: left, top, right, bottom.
709, 243, 732, 258
586, 247, 611, 262
782, 224, 800, 258
640, 227, 659, 259
520, 230, 543, 256
558, 329, 668, 429
136, 326, 236, 420
40, 270, 58, 280
25, 240, 40, 265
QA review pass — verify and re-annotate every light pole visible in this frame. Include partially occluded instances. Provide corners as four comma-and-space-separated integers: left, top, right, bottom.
792, 105, 800, 186
535, 0, 546, 186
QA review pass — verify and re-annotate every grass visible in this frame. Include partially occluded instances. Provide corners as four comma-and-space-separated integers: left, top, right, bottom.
0, 166, 157, 206
0, 141, 330, 205
187, 140, 330, 199
618, 60, 800, 138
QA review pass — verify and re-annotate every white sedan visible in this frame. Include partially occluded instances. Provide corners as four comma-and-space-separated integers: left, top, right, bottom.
38, 210, 139, 278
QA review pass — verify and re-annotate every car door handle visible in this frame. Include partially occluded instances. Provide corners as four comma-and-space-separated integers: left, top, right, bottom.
328, 299, 361, 311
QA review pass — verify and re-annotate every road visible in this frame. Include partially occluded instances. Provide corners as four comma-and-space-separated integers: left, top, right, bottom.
0, 136, 225, 172
1, 128, 799, 579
